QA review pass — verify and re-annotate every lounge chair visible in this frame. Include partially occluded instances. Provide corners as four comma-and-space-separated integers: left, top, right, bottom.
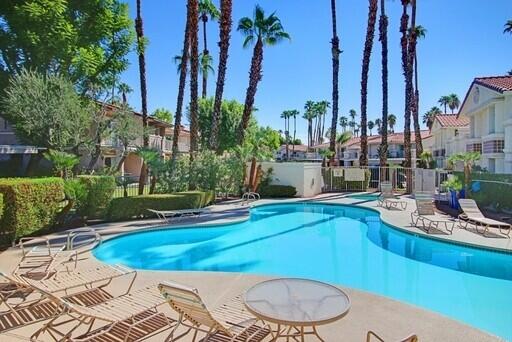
367, 331, 418, 342
30, 282, 174, 341
0, 264, 136, 334
411, 192, 455, 234
148, 207, 210, 223
159, 281, 270, 341
377, 182, 407, 210
458, 199, 511, 237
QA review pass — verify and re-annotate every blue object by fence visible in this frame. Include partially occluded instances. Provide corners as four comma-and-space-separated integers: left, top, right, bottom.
471, 181, 481, 193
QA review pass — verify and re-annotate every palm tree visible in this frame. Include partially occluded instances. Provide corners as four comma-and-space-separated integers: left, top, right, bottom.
374, 118, 382, 134
412, 24, 426, 160
349, 109, 357, 134
448, 93, 460, 114
117, 83, 133, 105
210, 0, 232, 151
354, 125, 360, 137
438, 95, 450, 113
403, 0, 415, 176
339, 116, 348, 132
379, 0, 389, 168
388, 114, 396, 133
237, 5, 290, 144
304, 101, 316, 147
336, 131, 352, 162
315, 101, 330, 144
288, 109, 299, 155
348, 121, 356, 135
329, 0, 342, 158
199, 53, 215, 97
199, 0, 220, 98
172, 3, 191, 168
504, 20, 512, 34
188, 0, 200, 189
280, 110, 290, 160
135, 0, 149, 195
359, 0, 378, 167
367, 120, 375, 135
423, 106, 441, 131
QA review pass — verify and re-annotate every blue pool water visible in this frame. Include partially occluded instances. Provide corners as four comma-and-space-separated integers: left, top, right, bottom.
94, 203, 512, 340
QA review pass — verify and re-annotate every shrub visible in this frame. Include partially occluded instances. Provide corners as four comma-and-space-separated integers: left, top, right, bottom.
76, 175, 116, 219
259, 185, 297, 198
0, 178, 64, 242
456, 172, 512, 212
0, 193, 3, 221
106, 191, 214, 221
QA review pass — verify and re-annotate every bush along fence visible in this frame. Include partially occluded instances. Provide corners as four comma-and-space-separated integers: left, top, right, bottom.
454, 172, 512, 213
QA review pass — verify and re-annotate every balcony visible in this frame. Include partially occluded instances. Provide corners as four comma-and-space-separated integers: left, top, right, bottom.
102, 134, 169, 152
343, 152, 358, 160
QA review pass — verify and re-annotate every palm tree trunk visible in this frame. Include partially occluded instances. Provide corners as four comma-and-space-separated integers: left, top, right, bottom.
171, 4, 191, 168
135, 0, 149, 195
189, 0, 200, 190
359, 0, 378, 167
201, 14, 208, 98
379, 0, 389, 169
413, 51, 423, 161
285, 117, 289, 160
400, 0, 411, 173
329, 0, 340, 158
210, 0, 232, 151
404, 0, 416, 193
238, 38, 263, 144
293, 115, 296, 155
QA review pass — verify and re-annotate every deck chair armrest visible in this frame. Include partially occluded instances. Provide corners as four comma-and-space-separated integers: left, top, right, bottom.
19, 237, 51, 256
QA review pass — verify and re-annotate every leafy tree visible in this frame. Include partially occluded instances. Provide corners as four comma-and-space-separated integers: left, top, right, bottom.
111, 106, 143, 171
237, 5, 290, 144
447, 152, 481, 190
152, 108, 173, 123
0, 0, 134, 93
245, 126, 280, 191
195, 97, 257, 153
136, 147, 165, 194
2, 70, 92, 153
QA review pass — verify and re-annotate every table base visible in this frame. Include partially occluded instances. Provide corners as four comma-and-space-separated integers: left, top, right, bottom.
270, 324, 325, 342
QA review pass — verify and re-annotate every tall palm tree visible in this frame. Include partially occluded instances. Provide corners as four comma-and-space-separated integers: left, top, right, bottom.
237, 5, 290, 144
199, 0, 220, 98
412, 24, 426, 161
374, 118, 382, 134
448, 93, 460, 114
379, 0, 389, 168
438, 95, 450, 113
280, 110, 290, 160
210, 0, 232, 151
368, 120, 375, 135
188, 0, 200, 181
339, 116, 348, 132
423, 106, 441, 131
403, 0, 415, 177
349, 109, 357, 134
172, 3, 191, 168
304, 101, 316, 147
504, 20, 512, 34
388, 114, 396, 133
135, 0, 149, 195
118, 83, 133, 105
288, 109, 299, 155
359, 0, 378, 167
329, 0, 342, 158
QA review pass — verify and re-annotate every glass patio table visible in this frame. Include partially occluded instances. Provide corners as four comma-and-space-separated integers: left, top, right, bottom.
243, 278, 351, 341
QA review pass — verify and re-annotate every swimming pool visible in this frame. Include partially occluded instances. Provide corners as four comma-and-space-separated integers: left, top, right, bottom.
94, 203, 512, 339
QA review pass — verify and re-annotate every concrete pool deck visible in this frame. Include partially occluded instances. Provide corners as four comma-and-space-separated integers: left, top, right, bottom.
0, 194, 508, 341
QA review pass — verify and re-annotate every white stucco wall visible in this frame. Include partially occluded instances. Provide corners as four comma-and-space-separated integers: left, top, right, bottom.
252, 162, 323, 198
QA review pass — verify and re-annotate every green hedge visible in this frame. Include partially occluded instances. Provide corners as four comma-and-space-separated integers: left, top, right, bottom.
0, 193, 4, 222
76, 175, 116, 219
456, 172, 512, 211
106, 191, 214, 221
0, 178, 64, 242
259, 185, 297, 198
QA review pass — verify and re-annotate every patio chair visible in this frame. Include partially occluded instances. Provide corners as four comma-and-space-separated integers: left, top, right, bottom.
411, 192, 455, 234
159, 281, 270, 342
458, 199, 511, 237
377, 182, 407, 210
0, 264, 136, 333
148, 207, 210, 224
241, 192, 260, 206
367, 331, 418, 342
30, 282, 175, 341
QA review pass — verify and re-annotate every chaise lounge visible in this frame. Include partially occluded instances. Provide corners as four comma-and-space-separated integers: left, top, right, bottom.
458, 199, 511, 237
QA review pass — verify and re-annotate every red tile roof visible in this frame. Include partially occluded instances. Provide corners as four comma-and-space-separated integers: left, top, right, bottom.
280, 144, 308, 152
435, 114, 469, 128
474, 76, 512, 93
341, 131, 431, 148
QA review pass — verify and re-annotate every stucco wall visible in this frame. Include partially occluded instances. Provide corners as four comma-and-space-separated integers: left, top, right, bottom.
253, 162, 323, 197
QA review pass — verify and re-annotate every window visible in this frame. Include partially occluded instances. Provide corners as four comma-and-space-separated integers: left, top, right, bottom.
488, 105, 495, 134
104, 157, 112, 167
483, 140, 504, 154
466, 143, 482, 153
454, 129, 459, 137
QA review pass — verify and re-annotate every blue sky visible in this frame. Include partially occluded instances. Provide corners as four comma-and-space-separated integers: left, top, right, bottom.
121, 0, 512, 142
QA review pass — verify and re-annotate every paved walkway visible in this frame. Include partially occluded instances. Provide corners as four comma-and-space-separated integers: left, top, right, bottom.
0, 194, 508, 341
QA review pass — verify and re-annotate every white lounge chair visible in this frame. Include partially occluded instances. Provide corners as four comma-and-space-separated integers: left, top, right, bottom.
458, 199, 511, 237
148, 207, 210, 223
378, 182, 407, 210
411, 192, 455, 234
159, 281, 270, 341
367, 331, 418, 342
